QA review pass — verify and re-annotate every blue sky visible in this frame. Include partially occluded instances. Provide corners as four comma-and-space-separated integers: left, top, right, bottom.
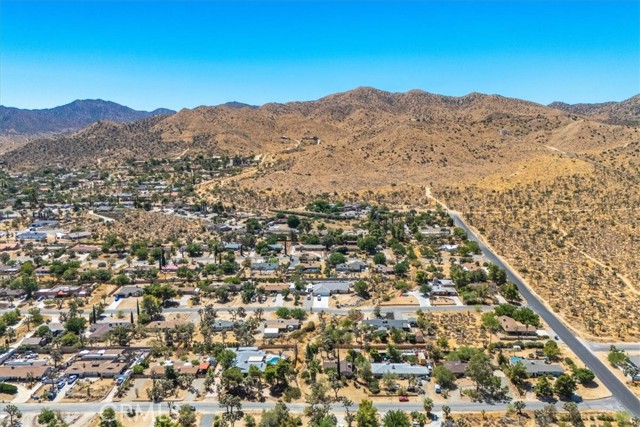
1, 0, 638, 110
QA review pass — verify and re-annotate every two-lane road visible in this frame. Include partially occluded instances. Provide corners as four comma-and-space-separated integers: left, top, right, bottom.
449, 211, 640, 415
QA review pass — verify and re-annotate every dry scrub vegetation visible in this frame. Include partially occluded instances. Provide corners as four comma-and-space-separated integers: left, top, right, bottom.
93, 210, 206, 243
437, 142, 640, 341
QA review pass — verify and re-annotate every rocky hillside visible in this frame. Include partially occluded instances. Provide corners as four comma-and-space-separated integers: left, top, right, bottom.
2, 88, 637, 199
549, 94, 640, 126
0, 99, 175, 136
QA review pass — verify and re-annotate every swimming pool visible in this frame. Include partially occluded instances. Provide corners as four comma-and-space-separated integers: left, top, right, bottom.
266, 355, 281, 365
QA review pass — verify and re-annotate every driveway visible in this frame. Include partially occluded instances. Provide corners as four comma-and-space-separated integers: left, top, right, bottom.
274, 294, 284, 307
409, 291, 431, 307
13, 384, 39, 403
200, 413, 214, 427
107, 299, 122, 311
313, 296, 329, 309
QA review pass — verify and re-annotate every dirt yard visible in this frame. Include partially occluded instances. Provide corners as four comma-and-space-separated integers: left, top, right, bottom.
62, 378, 115, 402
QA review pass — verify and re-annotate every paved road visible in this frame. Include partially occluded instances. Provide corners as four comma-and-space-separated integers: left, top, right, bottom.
588, 343, 640, 352
449, 211, 640, 416
0, 396, 623, 416
30, 304, 488, 318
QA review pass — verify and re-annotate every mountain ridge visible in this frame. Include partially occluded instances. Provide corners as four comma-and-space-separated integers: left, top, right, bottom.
549, 94, 640, 126
0, 99, 175, 136
1, 88, 637, 194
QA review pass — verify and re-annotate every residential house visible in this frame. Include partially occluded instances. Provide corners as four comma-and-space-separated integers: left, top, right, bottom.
31, 220, 59, 229
16, 231, 47, 241
263, 328, 281, 339
336, 260, 367, 273
498, 316, 537, 337
510, 357, 565, 377
88, 322, 133, 341
211, 320, 240, 332
322, 360, 354, 378
442, 361, 469, 377
264, 319, 301, 333
231, 347, 284, 374
311, 282, 351, 296
61, 231, 92, 240
250, 262, 280, 273
116, 285, 144, 298
0, 365, 51, 381
65, 360, 128, 378
70, 244, 100, 254
370, 363, 430, 378
362, 318, 413, 332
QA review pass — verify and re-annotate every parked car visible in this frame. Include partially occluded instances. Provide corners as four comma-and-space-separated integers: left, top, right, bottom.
317, 295, 322, 301
434, 384, 441, 394
67, 375, 78, 385
57, 382, 65, 390
398, 396, 409, 402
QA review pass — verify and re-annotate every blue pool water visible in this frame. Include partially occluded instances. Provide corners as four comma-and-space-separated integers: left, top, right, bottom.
266, 356, 281, 365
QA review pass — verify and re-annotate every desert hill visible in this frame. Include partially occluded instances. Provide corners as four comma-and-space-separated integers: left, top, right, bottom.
0, 99, 175, 136
549, 94, 640, 126
3, 87, 640, 340
2, 88, 637, 200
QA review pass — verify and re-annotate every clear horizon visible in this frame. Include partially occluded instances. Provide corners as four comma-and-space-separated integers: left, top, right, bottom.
1, 0, 639, 111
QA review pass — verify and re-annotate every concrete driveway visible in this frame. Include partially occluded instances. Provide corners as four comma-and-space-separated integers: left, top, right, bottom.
313, 296, 329, 309
409, 291, 431, 307
274, 295, 284, 307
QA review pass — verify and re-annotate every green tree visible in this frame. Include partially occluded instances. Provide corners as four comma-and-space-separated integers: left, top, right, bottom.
141, 294, 163, 321
466, 353, 503, 398
393, 261, 409, 276
543, 340, 561, 361
287, 215, 301, 229
422, 397, 434, 415
355, 399, 379, 427
216, 349, 237, 370
177, 404, 196, 427
505, 362, 528, 387
37, 408, 56, 425
554, 374, 577, 399
259, 402, 300, 427
533, 376, 554, 399
432, 365, 456, 390
382, 410, 410, 427
357, 237, 378, 254
573, 368, 595, 385
65, 317, 87, 334
328, 252, 346, 266
353, 280, 369, 297
500, 283, 520, 302
372, 252, 386, 265
481, 312, 500, 341
99, 407, 122, 427
153, 415, 175, 427
607, 346, 629, 366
